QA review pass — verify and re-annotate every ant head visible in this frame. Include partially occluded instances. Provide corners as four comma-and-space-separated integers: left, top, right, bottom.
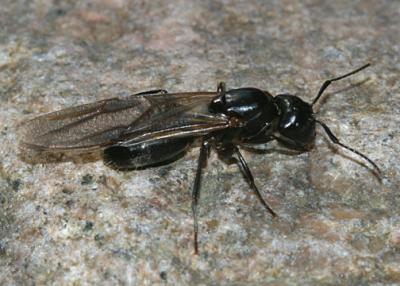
273, 94, 316, 150
281, 63, 380, 177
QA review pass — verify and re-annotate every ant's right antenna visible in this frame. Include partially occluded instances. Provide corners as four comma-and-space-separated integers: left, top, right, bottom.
311, 63, 371, 106
315, 119, 381, 178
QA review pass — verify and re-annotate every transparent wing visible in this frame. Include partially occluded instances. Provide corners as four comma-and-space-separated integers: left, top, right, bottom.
18, 92, 229, 153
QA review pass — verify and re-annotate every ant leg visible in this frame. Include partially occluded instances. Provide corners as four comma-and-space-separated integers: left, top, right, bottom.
315, 119, 381, 177
217, 82, 226, 95
192, 138, 209, 255
134, 89, 168, 96
311, 63, 371, 106
233, 146, 277, 217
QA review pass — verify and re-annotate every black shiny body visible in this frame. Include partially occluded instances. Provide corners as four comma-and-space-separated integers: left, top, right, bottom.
19, 63, 380, 254
105, 87, 317, 170
273, 94, 316, 149
103, 137, 192, 170
209, 88, 279, 143
208, 87, 316, 150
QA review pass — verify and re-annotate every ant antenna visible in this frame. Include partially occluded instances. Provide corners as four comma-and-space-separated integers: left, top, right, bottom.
311, 63, 371, 106
315, 119, 381, 177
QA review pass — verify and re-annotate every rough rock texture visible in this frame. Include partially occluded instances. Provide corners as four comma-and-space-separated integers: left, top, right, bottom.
0, 0, 399, 285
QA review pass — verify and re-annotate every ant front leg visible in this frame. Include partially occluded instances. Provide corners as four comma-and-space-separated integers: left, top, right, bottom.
217, 144, 277, 217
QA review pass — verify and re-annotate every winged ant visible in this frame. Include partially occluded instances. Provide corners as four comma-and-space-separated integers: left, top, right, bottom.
19, 63, 381, 254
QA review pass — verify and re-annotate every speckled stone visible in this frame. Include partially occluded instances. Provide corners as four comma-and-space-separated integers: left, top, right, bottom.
0, 0, 399, 285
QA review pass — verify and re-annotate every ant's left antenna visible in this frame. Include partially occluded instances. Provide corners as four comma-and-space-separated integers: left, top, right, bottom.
315, 119, 381, 177
311, 63, 371, 106
311, 63, 381, 177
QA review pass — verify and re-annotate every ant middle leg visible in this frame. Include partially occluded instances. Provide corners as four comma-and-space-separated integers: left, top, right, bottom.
191, 137, 210, 255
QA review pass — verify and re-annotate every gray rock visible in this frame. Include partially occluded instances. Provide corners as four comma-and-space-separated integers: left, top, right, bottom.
0, 0, 399, 284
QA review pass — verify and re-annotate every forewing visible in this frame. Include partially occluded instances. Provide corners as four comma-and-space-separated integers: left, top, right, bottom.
19, 92, 228, 152
117, 92, 230, 146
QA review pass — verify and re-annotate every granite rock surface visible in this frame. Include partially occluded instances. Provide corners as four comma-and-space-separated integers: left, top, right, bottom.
0, 0, 399, 285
